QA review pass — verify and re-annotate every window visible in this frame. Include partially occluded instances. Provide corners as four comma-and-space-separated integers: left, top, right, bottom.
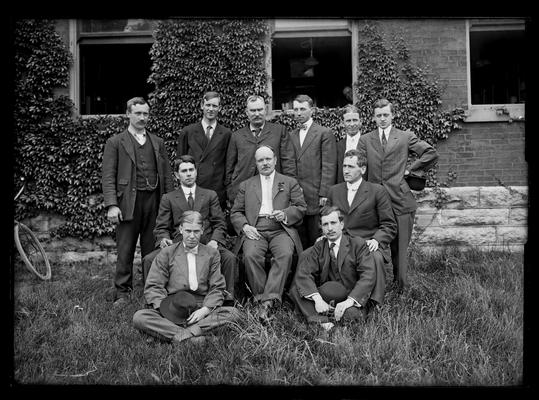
467, 19, 526, 121
269, 19, 354, 111
75, 19, 156, 115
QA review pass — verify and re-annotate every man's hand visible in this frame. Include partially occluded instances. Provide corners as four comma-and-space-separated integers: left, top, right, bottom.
319, 197, 328, 207
159, 238, 173, 249
107, 206, 123, 224
312, 294, 334, 314
404, 169, 410, 176
187, 306, 211, 325
366, 239, 379, 252
242, 224, 261, 240
334, 298, 355, 321
270, 209, 286, 222
207, 240, 219, 249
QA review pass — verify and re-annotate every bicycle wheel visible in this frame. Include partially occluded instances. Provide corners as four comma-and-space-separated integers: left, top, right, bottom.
14, 222, 51, 280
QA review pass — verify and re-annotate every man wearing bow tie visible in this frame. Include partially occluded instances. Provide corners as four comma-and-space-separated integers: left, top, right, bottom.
133, 210, 241, 345
288, 206, 377, 331
230, 145, 306, 322
358, 99, 438, 291
141, 155, 237, 305
225, 95, 296, 209
327, 149, 397, 305
336, 104, 362, 183
176, 91, 232, 211
102, 97, 174, 307
290, 94, 337, 250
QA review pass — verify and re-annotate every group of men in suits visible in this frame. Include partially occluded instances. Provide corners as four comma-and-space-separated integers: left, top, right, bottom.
102, 92, 438, 341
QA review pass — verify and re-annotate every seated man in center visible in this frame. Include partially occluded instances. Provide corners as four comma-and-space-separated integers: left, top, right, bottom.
288, 205, 377, 332
230, 145, 307, 322
142, 155, 236, 305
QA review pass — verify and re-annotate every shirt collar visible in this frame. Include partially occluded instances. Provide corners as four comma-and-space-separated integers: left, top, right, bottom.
329, 235, 342, 249
250, 122, 265, 132
128, 127, 146, 137
183, 243, 199, 254
346, 178, 362, 191
301, 118, 314, 131
379, 125, 392, 137
201, 119, 217, 132
181, 184, 196, 196
260, 170, 276, 182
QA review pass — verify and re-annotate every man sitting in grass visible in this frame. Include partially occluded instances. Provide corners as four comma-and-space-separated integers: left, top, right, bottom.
133, 210, 241, 345
288, 205, 377, 331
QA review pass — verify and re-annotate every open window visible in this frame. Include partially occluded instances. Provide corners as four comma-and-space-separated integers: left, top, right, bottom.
466, 19, 526, 122
76, 19, 156, 115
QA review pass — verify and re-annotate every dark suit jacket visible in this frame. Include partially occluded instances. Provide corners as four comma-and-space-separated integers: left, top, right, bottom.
153, 186, 227, 249
102, 130, 174, 220
293, 235, 379, 307
336, 135, 361, 184
230, 172, 307, 256
225, 122, 296, 205
176, 121, 232, 205
145, 242, 225, 310
358, 127, 438, 215
327, 180, 397, 247
290, 122, 337, 215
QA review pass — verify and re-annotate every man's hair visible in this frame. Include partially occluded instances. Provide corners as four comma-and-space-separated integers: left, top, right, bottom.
320, 205, 344, 222
126, 97, 148, 113
294, 94, 314, 107
174, 155, 197, 172
343, 149, 367, 168
373, 98, 394, 113
254, 144, 275, 159
246, 95, 265, 107
202, 91, 221, 103
180, 210, 203, 226
342, 104, 359, 115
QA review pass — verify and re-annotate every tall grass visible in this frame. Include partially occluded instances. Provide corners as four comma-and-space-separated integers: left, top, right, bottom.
12, 247, 523, 386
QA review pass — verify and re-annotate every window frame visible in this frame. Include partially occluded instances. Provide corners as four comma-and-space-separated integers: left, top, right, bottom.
465, 18, 526, 122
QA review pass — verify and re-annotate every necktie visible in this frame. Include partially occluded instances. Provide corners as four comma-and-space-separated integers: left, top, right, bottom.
186, 251, 198, 291
381, 130, 387, 150
253, 128, 261, 138
329, 242, 337, 265
299, 124, 307, 131
205, 125, 212, 141
188, 191, 194, 209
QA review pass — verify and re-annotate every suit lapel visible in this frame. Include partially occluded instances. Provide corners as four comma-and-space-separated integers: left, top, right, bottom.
320, 239, 331, 283
385, 127, 398, 154
290, 128, 301, 155
193, 187, 206, 212
202, 123, 223, 159
370, 130, 384, 156
241, 126, 257, 144
147, 132, 161, 162
298, 124, 317, 158
337, 234, 349, 273
272, 172, 282, 199
120, 130, 136, 165
174, 189, 189, 210
348, 180, 369, 213
194, 122, 209, 154
336, 183, 350, 213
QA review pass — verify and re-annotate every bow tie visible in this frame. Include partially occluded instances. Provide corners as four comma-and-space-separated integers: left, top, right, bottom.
299, 124, 308, 131
184, 247, 198, 254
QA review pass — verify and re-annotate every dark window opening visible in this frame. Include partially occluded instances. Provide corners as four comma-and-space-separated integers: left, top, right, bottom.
271, 36, 352, 110
470, 28, 525, 105
79, 43, 153, 115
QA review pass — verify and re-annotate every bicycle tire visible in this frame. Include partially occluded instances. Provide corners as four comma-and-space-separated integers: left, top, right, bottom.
14, 222, 51, 280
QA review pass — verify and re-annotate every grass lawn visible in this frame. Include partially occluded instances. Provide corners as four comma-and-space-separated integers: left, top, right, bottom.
11, 246, 524, 387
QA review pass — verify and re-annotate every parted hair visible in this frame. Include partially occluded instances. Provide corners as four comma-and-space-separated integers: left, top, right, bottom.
343, 149, 367, 168
294, 94, 314, 107
373, 98, 394, 113
174, 155, 197, 172
126, 97, 148, 113
180, 210, 203, 227
320, 205, 345, 222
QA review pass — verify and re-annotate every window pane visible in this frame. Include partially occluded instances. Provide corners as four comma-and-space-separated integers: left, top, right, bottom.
81, 19, 156, 33
470, 28, 525, 105
79, 43, 153, 115
271, 36, 352, 109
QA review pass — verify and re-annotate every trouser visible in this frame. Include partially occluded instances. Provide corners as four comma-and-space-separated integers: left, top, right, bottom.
142, 245, 237, 300
115, 190, 158, 298
391, 211, 415, 290
297, 213, 321, 250
133, 306, 242, 342
243, 218, 295, 303
288, 281, 366, 324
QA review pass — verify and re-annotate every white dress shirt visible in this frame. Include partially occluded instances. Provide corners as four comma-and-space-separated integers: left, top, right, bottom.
181, 184, 197, 202
201, 120, 217, 141
184, 244, 199, 291
379, 125, 391, 144
345, 133, 360, 152
299, 118, 314, 147
346, 178, 362, 207
258, 171, 275, 216
129, 127, 147, 145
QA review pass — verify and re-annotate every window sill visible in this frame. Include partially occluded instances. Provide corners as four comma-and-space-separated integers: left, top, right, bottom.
464, 104, 525, 123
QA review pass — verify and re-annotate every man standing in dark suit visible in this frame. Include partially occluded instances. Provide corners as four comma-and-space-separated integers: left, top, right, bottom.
176, 91, 232, 210
290, 94, 337, 249
358, 99, 438, 291
225, 95, 296, 208
142, 155, 237, 305
288, 206, 377, 332
336, 104, 362, 183
230, 145, 306, 322
327, 149, 397, 305
102, 97, 174, 306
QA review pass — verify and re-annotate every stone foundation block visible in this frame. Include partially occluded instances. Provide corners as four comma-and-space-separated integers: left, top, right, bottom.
440, 209, 508, 225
